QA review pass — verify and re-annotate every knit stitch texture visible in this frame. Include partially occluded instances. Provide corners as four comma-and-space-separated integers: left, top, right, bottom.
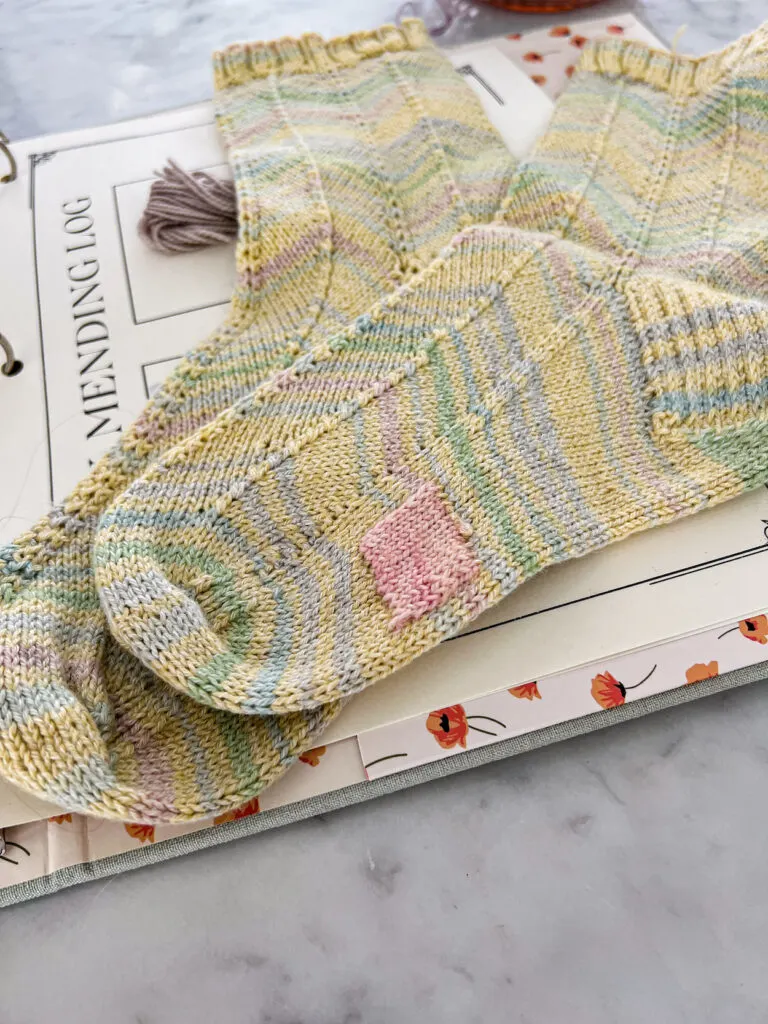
94, 25, 768, 724
0, 20, 512, 822
3, 23, 768, 824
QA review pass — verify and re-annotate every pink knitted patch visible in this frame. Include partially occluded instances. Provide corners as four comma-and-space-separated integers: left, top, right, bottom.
360, 482, 480, 630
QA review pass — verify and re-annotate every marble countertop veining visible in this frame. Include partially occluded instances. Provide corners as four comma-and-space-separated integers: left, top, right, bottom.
3, 1, 768, 1022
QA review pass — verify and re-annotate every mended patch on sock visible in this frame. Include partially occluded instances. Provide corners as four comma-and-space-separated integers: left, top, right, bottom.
359, 481, 480, 630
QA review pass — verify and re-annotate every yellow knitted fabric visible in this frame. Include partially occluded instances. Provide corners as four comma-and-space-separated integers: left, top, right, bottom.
4, 23, 768, 826
0, 21, 514, 822
94, 26, 768, 720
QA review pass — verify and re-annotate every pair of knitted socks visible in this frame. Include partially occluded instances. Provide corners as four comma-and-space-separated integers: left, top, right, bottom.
3, 21, 768, 823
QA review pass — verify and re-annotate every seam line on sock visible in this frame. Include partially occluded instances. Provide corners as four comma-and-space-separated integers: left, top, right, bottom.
704, 77, 740, 281
332, 58, 412, 284
384, 54, 473, 254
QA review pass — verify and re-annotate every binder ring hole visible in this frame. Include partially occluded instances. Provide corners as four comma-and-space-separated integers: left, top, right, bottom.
2, 359, 23, 377
0, 132, 16, 185
0, 333, 21, 376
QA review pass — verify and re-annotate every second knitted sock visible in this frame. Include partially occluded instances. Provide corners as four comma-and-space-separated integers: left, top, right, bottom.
127, 17, 514, 456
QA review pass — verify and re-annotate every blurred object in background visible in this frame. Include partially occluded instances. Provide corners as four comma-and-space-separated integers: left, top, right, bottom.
398, 0, 606, 37
398, 0, 479, 36
483, 0, 605, 11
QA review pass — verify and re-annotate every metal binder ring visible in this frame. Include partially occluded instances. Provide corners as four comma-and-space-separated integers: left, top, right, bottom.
0, 332, 22, 376
0, 132, 16, 184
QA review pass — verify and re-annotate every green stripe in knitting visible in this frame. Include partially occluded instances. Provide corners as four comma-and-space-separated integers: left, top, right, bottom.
692, 422, 768, 484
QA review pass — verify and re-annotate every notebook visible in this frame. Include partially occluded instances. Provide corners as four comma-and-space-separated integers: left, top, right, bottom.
2, 14, 766, 904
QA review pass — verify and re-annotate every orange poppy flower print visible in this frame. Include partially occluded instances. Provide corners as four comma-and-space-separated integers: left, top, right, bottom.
124, 823, 155, 844
426, 705, 506, 748
570, 35, 588, 49
299, 746, 327, 767
685, 661, 719, 685
718, 615, 768, 644
565, 65, 576, 78
509, 682, 541, 701
591, 665, 656, 709
740, 615, 768, 643
531, 75, 547, 86
606, 24, 625, 35
214, 797, 261, 826
48, 814, 72, 824
523, 51, 544, 63
591, 672, 626, 708
426, 705, 469, 749
549, 26, 570, 38
507, 33, 522, 41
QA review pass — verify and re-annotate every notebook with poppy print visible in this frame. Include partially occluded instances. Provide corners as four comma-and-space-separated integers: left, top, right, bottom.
3, 15, 768, 906
500, 12, 662, 100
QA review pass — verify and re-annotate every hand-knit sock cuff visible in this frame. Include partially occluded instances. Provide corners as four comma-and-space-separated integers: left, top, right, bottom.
580, 21, 768, 96
213, 18, 431, 91
215, 14, 512, 328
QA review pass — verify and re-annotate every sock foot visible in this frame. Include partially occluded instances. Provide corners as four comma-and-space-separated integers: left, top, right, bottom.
94, 230, 768, 717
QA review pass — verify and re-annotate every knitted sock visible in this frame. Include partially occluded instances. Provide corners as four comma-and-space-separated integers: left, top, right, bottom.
129, 17, 514, 454
93, 26, 768, 721
0, 22, 513, 822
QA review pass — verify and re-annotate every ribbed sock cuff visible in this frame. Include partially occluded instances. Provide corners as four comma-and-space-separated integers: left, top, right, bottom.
627, 274, 768, 437
579, 21, 768, 96
213, 18, 431, 91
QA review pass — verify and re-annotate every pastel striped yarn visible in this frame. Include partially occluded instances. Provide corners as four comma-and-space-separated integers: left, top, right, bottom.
0, 21, 514, 822
94, 27, 768, 716
3, 21, 768, 826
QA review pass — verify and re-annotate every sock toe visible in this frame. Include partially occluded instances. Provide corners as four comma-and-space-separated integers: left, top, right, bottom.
93, 460, 451, 715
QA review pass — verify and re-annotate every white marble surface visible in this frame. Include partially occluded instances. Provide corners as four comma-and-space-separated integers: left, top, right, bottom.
3, 1, 768, 1020
0, 0, 763, 140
